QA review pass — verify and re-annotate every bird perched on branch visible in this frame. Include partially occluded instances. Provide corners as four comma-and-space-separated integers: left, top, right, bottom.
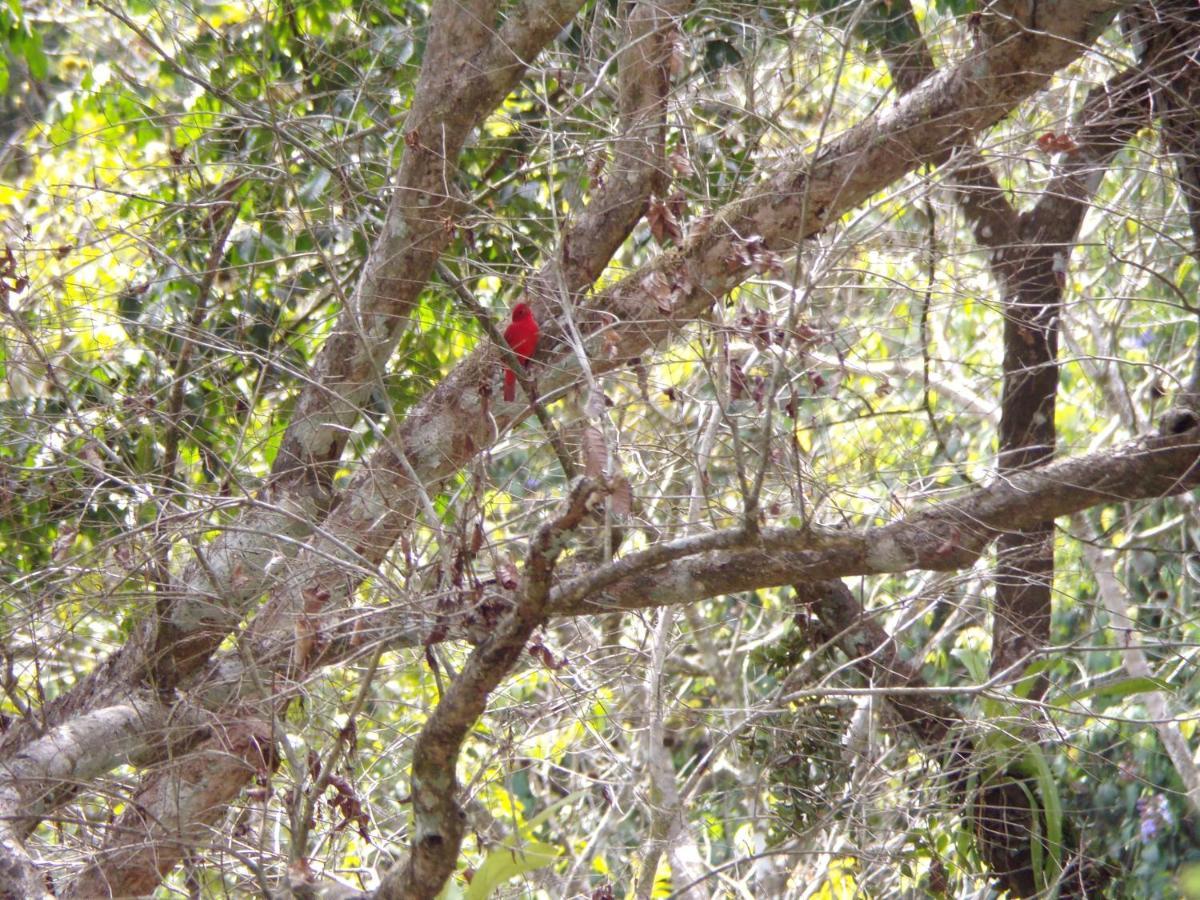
503, 302, 539, 402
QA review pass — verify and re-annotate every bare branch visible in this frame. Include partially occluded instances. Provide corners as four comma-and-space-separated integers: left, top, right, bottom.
260, 0, 1122, 678
11, 0, 591, 760
376, 477, 605, 899
61, 719, 278, 899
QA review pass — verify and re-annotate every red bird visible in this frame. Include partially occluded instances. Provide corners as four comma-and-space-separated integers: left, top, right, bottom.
503, 302, 539, 402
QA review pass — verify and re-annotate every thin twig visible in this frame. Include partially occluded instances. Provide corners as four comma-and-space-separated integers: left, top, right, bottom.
436, 260, 578, 479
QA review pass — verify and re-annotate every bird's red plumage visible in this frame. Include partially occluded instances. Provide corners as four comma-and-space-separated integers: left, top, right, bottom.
503, 303, 539, 402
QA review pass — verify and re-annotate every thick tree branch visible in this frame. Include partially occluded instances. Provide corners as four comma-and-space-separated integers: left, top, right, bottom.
1, 423, 1191, 890
0, 1, 1129, 882
61, 718, 278, 899
257, 0, 1124, 672
0, 4, 690, 888
241, 0, 686, 698
3, 0, 591, 763
550, 424, 1199, 619
0, 834, 47, 900
375, 478, 605, 899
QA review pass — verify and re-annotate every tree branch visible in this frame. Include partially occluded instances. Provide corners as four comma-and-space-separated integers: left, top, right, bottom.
61, 718, 278, 899
2, 422, 1189, 891
253, 0, 1122, 691
376, 478, 605, 899
6, 0, 592, 762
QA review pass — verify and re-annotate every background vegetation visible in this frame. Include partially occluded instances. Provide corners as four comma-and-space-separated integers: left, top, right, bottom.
1, 0, 1199, 896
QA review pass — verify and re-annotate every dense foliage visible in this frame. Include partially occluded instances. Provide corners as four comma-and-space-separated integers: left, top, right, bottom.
2, 0, 1200, 897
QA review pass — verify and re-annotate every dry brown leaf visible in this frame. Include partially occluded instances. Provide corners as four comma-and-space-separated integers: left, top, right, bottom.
647, 199, 683, 246
641, 271, 673, 314
667, 191, 687, 223
668, 144, 693, 176
496, 559, 519, 591
582, 425, 606, 478
730, 361, 747, 400
610, 475, 633, 517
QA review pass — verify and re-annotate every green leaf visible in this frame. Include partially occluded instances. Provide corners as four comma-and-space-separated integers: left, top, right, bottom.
456, 840, 559, 900
23, 26, 46, 80
979, 696, 1010, 723
0, 56, 8, 94
1023, 744, 1063, 894
1056, 675, 1171, 706
1178, 862, 1200, 898
1012, 658, 1056, 699
950, 646, 988, 684
1011, 777, 1044, 887
438, 792, 581, 900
